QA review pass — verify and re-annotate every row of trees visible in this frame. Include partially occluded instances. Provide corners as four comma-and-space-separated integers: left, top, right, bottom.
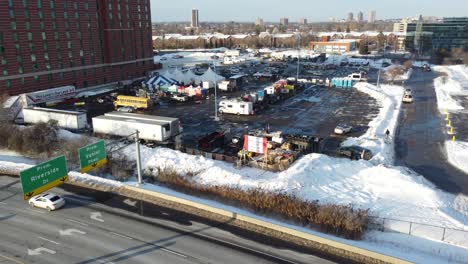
153, 21, 395, 36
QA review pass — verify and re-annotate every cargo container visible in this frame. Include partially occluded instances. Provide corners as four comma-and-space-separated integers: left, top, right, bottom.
92, 115, 171, 142
103, 112, 181, 137
22, 107, 88, 131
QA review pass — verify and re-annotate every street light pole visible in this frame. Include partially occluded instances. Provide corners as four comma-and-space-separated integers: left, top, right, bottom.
296, 34, 301, 82
213, 61, 219, 121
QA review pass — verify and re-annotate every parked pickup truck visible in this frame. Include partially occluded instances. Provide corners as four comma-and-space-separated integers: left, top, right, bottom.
339, 146, 373, 160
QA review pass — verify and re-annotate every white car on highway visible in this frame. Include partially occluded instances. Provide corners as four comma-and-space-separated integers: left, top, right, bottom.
403, 94, 413, 103
29, 192, 66, 211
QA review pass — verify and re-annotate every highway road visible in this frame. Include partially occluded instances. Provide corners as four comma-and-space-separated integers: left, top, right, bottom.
395, 69, 468, 194
0, 176, 340, 264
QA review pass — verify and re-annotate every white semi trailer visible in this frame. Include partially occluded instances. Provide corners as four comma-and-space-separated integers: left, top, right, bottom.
92, 115, 171, 142
22, 107, 88, 130
103, 112, 182, 137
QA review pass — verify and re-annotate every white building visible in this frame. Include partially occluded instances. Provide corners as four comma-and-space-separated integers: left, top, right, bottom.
255, 18, 264, 27
369, 10, 376, 23
191, 8, 199, 28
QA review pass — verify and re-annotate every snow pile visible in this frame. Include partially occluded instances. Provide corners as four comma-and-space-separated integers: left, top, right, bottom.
343, 83, 404, 164
433, 65, 468, 112
446, 141, 468, 175
57, 129, 83, 140
271, 49, 318, 59
0, 161, 32, 175
68, 171, 123, 188
325, 55, 392, 69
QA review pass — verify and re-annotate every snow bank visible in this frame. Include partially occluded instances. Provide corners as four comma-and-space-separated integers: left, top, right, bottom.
68, 171, 123, 188
446, 141, 468, 175
343, 83, 404, 164
433, 65, 467, 113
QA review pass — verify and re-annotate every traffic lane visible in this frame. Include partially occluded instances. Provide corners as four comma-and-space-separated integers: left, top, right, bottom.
0, 186, 195, 264
0, 181, 284, 264
395, 70, 468, 194
1, 177, 338, 264
57, 184, 339, 264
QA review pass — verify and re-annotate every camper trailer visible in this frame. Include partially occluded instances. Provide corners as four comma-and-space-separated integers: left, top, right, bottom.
218, 99, 254, 115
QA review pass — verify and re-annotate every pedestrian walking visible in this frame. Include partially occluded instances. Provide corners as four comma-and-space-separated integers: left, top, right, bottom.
385, 129, 390, 139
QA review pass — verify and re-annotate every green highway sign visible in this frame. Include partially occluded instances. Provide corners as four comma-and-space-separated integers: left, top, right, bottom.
79, 140, 107, 173
20, 156, 68, 200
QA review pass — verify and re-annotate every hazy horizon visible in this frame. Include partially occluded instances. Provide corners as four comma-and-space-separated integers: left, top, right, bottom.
151, 0, 467, 23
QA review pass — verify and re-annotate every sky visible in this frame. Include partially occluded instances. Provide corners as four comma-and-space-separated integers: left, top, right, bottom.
151, 0, 467, 22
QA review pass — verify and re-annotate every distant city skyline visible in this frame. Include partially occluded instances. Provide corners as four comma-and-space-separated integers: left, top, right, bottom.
150, 0, 467, 22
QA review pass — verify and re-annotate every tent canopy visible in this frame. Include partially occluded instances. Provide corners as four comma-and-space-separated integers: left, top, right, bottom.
200, 68, 225, 83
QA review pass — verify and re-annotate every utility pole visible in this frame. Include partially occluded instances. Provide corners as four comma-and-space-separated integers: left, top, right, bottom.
377, 68, 381, 88
135, 130, 143, 185
213, 61, 219, 121
296, 34, 301, 82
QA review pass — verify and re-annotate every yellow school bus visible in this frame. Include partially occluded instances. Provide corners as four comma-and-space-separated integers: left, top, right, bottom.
114, 95, 151, 109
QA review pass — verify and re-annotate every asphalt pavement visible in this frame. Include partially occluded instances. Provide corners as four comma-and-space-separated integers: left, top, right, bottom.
395, 69, 468, 194
0, 176, 341, 264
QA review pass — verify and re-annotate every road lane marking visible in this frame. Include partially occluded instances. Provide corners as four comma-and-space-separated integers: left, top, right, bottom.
0, 201, 7, 205
0, 252, 24, 264
26, 208, 45, 214
97, 260, 115, 264
90, 212, 104, 222
109, 232, 134, 240
59, 228, 87, 236
160, 248, 188, 258
38, 236, 60, 245
66, 218, 89, 226
27, 247, 56, 256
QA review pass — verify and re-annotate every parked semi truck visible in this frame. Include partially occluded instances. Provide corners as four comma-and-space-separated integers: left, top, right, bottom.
22, 107, 88, 130
92, 115, 171, 142
103, 112, 182, 137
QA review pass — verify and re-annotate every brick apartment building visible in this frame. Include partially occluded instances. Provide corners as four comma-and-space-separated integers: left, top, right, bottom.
0, 0, 156, 95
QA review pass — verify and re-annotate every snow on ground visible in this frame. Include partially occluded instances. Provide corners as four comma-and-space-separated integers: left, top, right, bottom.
57, 129, 83, 140
343, 83, 404, 164
446, 141, 468, 175
126, 181, 468, 264
68, 171, 123, 188
325, 54, 392, 69
433, 65, 468, 112
433, 65, 468, 176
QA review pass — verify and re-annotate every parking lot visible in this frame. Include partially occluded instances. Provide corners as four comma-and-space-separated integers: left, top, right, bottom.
146, 82, 379, 155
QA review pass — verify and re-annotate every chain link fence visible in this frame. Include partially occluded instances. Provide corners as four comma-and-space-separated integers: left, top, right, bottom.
369, 216, 468, 247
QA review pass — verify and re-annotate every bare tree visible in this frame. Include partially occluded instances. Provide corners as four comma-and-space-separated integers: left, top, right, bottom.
403, 60, 413, 70
386, 66, 405, 83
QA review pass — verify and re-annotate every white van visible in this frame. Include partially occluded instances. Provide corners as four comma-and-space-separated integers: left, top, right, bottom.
219, 99, 254, 115
347, 72, 367, 82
